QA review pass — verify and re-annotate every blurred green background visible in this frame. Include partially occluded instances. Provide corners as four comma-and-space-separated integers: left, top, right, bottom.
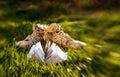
0, 0, 120, 77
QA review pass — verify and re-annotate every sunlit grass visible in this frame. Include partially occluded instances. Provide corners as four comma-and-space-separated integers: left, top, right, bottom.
0, 1, 120, 77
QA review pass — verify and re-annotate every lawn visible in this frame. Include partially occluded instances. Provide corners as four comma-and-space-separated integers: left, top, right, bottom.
0, 1, 120, 77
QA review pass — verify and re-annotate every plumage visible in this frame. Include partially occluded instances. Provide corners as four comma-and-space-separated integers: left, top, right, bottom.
43, 23, 86, 49
16, 24, 46, 48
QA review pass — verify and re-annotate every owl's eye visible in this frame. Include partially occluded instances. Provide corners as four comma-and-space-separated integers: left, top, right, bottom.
47, 32, 52, 35
56, 31, 59, 33
41, 29, 44, 31
25, 39, 29, 41
37, 29, 39, 31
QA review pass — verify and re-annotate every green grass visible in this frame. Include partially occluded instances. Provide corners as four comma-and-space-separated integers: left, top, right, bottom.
0, 1, 120, 77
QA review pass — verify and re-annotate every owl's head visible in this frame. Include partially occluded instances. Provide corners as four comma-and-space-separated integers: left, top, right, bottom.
45, 23, 61, 32
43, 23, 62, 40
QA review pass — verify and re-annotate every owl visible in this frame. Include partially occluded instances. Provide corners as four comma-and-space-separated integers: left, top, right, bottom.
43, 23, 86, 49
16, 23, 86, 49
16, 24, 47, 48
